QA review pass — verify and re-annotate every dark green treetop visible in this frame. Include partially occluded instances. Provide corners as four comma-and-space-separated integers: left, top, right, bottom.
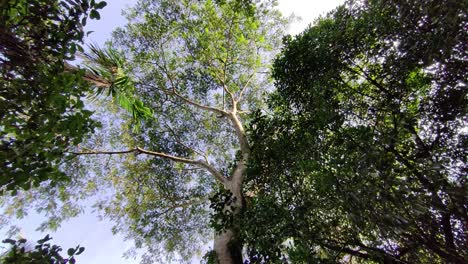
243, 0, 467, 263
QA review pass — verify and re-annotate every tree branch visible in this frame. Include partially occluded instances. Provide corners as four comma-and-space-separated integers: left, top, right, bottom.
172, 89, 228, 117
164, 122, 208, 160
145, 59, 229, 117
64, 62, 111, 88
346, 62, 392, 95
69, 147, 226, 184
223, 84, 235, 108
238, 71, 256, 103
154, 198, 207, 218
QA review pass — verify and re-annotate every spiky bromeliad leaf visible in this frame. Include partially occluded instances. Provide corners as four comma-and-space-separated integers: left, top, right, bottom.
84, 44, 153, 131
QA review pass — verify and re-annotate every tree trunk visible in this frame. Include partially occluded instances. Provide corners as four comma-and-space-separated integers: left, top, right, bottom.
214, 160, 246, 264
214, 228, 243, 264
212, 111, 249, 263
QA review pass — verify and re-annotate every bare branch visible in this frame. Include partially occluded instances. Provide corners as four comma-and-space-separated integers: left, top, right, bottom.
64, 62, 111, 88
172, 89, 228, 117
69, 147, 226, 184
238, 71, 256, 103
69, 149, 136, 155
146, 59, 229, 117
164, 122, 208, 160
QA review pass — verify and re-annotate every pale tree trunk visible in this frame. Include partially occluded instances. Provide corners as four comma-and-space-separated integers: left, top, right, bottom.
213, 111, 249, 264
214, 228, 243, 264
214, 172, 245, 264
213, 183, 244, 264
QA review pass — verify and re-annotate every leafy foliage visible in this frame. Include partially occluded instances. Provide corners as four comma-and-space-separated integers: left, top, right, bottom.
244, 0, 467, 263
0, 0, 106, 192
1, 235, 84, 264
88, 1, 285, 261
83, 44, 154, 131
209, 188, 237, 233
0, 0, 287, 262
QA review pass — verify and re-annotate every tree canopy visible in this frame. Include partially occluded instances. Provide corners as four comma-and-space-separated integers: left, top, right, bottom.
1, 0, 466, 263
243, 0, 466, 263
0, 0, 106, 192
2, 0, 288, 263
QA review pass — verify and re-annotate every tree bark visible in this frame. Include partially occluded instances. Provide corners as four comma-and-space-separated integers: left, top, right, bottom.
213, 111, 249, 264
214, 229, 243, 264
213, 187, 244, 264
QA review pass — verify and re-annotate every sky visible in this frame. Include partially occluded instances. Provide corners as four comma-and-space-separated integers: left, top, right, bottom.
1, 0, 344, 263
83, 0, 345, 43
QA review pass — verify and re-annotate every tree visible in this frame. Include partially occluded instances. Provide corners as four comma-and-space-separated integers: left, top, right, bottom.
3, 0, 288, 263
0, 0, 107, 192
1, 235, 84, 264
243, 0, 466, 263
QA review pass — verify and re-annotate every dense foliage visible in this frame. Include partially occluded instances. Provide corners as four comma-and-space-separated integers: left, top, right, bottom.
0, 0, 106, 192
87, 1, 285, 261
2, 0, 287, 263
1, 235, 84, 264
3, 0, 465, 263
244, 0, 467, 263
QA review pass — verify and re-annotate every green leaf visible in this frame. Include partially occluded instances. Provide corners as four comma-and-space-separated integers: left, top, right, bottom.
2, 239, 16, 245
90, 9, 100, 20
37, 235, 52, 244
95, 1, 107, 9
70, 43, 76, 54
76, 247, 85, 255
67, 248, 76, 256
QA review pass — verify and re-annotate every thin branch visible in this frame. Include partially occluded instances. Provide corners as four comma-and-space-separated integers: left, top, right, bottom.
69, 147, 226, 184
238, 71, 256, 102
337, 74, 379, 101
172, 89, 228, 117
64, 62, 111, 88
223, 84, 235, 107
153, 198, 207, 218
158, 42, 227, 115
346, 62, 392, 95
317, 240, 371, 260
164, 122, 208, 160
146, 60, 229, 117
220, 18, 236, 108
70, 149, 136, 155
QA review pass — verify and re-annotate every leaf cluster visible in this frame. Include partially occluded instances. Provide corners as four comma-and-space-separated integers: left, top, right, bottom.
83, 44, 154, 131
209, 188, 237, 232
1, 235, 84, 264
243, 0, 467, 263
0, 0, 106, 192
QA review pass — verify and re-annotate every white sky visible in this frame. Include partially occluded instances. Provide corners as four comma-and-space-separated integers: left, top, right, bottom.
2, 1, 344, 263
278, 0, 345, 35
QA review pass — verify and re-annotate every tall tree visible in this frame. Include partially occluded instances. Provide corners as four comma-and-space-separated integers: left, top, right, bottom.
3, 0, 287, 263
243, 0, 466, 263
0, 0, 107, 192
